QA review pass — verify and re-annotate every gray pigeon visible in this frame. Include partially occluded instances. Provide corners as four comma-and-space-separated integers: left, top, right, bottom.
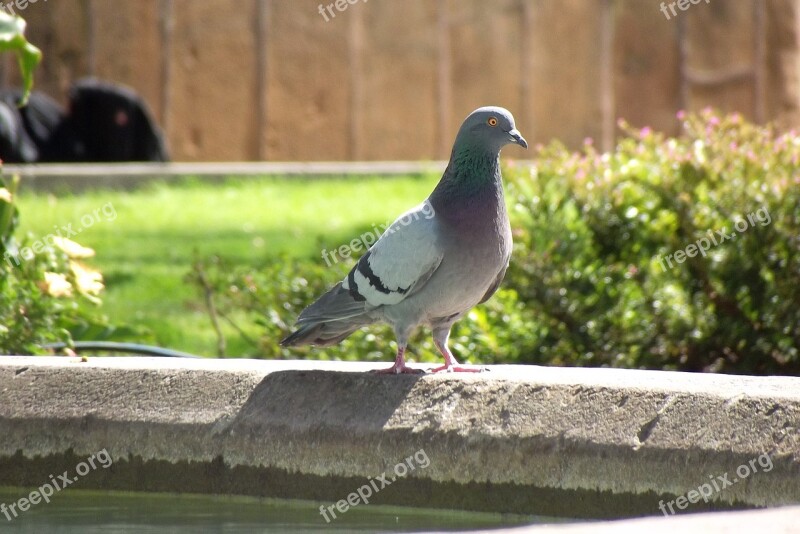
280, 106, 527, 373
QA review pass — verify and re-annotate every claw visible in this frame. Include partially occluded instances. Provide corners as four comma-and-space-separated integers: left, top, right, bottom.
430, 364, 488, 373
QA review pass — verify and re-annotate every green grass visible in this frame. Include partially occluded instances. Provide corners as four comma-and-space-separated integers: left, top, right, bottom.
15, 175, 438, 356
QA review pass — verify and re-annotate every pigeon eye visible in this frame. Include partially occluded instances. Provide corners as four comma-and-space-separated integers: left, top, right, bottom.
487, 117, 498, 127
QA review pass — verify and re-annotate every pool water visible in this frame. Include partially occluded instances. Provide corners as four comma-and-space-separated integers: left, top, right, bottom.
0, 488, 562, 533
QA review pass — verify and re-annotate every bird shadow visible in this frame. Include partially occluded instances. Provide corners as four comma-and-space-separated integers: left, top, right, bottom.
230, 369, 425, 432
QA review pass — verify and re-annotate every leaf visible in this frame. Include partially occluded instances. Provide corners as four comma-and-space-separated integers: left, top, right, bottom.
0, 12, 42, 105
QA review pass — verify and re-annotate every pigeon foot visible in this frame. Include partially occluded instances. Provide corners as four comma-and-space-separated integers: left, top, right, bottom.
371, 346, 424, 374
431, 341, 489, 373
372, 363, 425, 375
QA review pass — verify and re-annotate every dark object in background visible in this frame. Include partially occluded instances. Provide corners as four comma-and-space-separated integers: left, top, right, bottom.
0, 100, 37, 163
48, 79, 169, 162
0, 89, 64, 163
0, 78, 168, 163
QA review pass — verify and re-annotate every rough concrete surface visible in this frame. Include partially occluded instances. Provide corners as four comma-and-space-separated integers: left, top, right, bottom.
0, 357, 798, 521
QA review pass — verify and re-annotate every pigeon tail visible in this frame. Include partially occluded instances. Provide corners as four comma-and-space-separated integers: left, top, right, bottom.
279, 320, 365, 347
280, 282, 374, 347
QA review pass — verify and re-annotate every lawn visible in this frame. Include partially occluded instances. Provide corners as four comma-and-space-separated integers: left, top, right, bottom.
15, 175, 439, 356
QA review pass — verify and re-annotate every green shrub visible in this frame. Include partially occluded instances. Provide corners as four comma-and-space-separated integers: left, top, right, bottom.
0, 175, 124, 354
504, 109, 800, 374
189, 110, 799, 375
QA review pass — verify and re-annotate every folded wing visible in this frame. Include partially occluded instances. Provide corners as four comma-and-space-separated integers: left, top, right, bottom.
343, 202, 443, 307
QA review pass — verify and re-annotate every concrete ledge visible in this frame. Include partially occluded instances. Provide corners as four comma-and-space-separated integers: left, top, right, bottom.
0, 357, 798, 520
4, 161, 448, 178
5, 161, 448, 192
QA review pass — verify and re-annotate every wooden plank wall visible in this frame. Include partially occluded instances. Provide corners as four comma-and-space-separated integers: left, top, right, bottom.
3, 0, 798, 162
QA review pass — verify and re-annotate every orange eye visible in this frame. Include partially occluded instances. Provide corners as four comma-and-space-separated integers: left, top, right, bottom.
487, 117, 498, 127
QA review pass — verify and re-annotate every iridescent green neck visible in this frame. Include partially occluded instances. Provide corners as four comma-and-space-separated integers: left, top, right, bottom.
430, 145, 502, 205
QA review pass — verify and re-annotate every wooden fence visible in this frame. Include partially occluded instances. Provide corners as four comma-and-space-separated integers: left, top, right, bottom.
1, 0, 796, 161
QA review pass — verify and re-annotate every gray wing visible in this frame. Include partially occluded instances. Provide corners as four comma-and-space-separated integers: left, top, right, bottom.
343, 201, 443, 307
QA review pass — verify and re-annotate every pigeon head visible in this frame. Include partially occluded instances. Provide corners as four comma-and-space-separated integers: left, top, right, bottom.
453, 106, 528, 155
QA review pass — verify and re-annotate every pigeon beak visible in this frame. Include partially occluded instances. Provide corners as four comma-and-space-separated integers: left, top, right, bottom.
508, 129, 528, 149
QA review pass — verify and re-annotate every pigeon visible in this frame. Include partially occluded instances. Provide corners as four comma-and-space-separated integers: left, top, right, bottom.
280, 106, 527, 373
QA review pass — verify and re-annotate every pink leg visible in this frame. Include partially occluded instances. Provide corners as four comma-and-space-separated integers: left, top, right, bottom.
372, 345, 424, 375
431, 340, 487, 373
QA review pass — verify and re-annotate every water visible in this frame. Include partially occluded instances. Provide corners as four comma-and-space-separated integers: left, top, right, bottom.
0, 488, 562, 533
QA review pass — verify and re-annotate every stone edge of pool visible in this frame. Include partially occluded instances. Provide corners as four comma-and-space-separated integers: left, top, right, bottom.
0, 356, 798, 523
